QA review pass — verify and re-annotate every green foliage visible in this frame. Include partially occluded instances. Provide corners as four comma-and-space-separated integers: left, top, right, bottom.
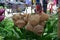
0, 14, 58, 40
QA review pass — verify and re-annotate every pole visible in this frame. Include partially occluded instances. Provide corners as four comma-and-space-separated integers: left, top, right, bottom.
58, 7, 60, 39
58, 0, 60, 39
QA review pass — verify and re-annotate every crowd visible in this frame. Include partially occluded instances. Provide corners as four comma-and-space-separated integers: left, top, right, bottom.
0, 0, 60, 22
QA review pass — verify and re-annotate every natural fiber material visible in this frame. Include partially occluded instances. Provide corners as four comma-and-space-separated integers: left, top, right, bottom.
12, 13, 49, 35
28, 14, 40, 26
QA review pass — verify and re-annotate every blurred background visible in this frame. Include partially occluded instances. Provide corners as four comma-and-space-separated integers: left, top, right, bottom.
0, 0, 59, 40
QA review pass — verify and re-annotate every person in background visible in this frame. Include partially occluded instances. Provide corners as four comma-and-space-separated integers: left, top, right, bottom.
32, 0, 36, 5
25, 0, 31, 6
0, 0, 5, 8
53, 0, 57, 5
50, 3, 54, 14
33, 0, 36, 5
35, 3, 42, 14
35, 0, 42, 14
36, 0, 40, 3
43, 0, 48, 13
56, 0, 58, 6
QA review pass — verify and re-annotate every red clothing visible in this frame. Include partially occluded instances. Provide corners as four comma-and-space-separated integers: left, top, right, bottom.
36, 4, 42, 13
36, 4, 40, 11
